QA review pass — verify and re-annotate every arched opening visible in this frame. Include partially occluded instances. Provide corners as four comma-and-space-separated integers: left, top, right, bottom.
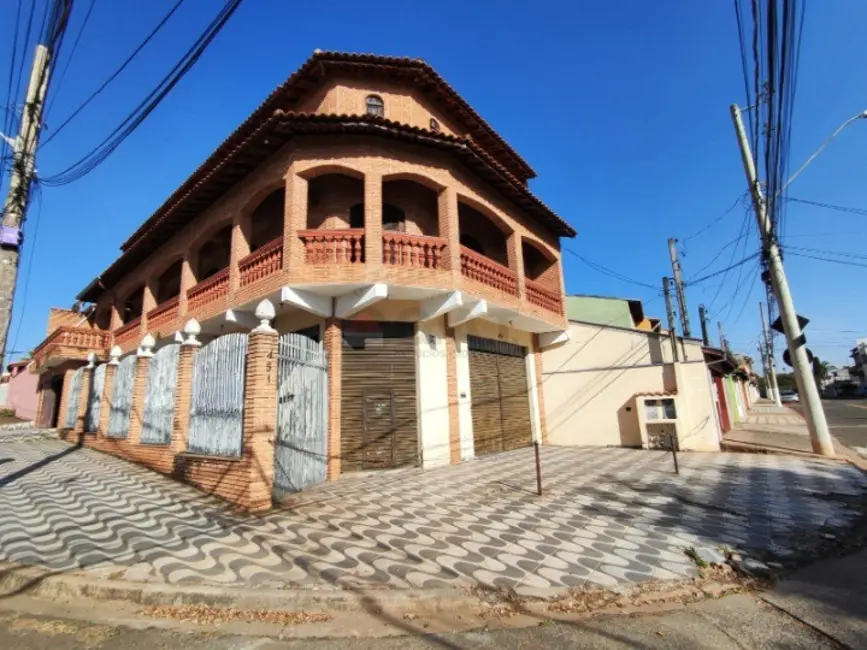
94, 305, 111, 330
307, 174, 364, 229
382, 179, 438, 235
458, 201, 509, 267
122, 286, 144, 324
249, 188, 285, 251
522, 239, 558, 287
156, 259, 183, 304
196, 225, 232, 281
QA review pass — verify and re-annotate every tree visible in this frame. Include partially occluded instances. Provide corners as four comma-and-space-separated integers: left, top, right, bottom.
813, 357, 831, 388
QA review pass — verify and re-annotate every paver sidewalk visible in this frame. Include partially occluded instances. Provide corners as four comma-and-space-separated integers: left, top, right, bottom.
2, 435, 867, 598
724, 401, 867, 467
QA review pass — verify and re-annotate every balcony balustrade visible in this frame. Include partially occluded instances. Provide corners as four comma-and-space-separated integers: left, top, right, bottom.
239, 236, 284, 287
298, 229, 364, 264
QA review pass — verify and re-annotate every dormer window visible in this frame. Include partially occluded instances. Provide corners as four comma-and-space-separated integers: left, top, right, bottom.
429, 118, 440, 132
366, 95, 384, 117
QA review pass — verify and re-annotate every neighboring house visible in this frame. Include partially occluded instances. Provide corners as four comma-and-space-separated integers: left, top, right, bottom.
542, 296, 722, 452
850, 339, 867, 386
0, 360, 39, 421
29, 51, 576, 508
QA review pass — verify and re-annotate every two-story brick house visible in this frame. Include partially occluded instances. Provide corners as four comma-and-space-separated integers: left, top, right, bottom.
31, 51, 575, 495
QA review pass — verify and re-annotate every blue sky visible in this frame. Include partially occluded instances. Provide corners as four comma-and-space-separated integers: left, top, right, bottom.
2, 1, 866, 367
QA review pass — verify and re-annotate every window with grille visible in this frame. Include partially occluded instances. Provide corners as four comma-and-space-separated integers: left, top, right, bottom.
366, 95, 384, 117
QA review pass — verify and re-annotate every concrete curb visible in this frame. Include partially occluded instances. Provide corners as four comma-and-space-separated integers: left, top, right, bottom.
0, 563, 573, 612
720, 440, 848, 463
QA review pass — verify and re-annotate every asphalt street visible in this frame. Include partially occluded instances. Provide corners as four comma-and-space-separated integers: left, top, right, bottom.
794, 399, 867, 453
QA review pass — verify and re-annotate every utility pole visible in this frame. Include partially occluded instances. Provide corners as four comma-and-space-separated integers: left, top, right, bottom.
663, 277, 679, 362
698, 304, 710, 347
668, 238, 691, 337
0, 45, 51, 367
718, 321, 727, 354
730, 103, 834, 456
759, 301, 782, 407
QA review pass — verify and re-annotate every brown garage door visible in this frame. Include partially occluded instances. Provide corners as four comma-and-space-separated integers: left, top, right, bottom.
341, 321, 418, 472
468, 336, 532, 456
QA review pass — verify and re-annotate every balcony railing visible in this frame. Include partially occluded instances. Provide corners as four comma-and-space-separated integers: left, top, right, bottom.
382, 232, 446, 269
525, 278, 563, 314
299, 228, 364, 264
459, 246, 518, 296
114, 318, 142, 350
239, 236, 284, 287
146, 296, 180, 333
187, 268, 229, 313
32, 326, 112, 365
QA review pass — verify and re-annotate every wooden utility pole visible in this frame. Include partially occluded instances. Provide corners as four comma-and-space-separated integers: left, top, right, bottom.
668, 238, 691, 338
759, 301, 782, 407
663, 277, 679, 363
0, 45, 52, 365
698, 304, 710, 347
730, 103, 833, 456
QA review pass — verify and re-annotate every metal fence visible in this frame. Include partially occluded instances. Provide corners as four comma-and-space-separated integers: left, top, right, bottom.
107, 355, 136, 438
188, 333, 247, 456
64, 367, 84, 428
85, 364, 107, 432
141, 344, 180, 445
274, 331, 328, 497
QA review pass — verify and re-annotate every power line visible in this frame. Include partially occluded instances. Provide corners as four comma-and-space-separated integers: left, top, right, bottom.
10, 181, 43, 357
45, 0, 98, 120
41, 0, 244, 185
562, 247, 658, 291
786, 245, 867, 261
680, 193, 747, 245
786, 196, 867, 217
685, 251, 761, 287
786, 250, 867, 269
40, 0, 187, 148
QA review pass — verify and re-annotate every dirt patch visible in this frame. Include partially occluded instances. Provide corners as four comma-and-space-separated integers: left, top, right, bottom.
138, 604, 332, 626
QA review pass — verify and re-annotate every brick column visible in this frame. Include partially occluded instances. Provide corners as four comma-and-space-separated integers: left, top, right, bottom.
179, 254, 196, 317
507, 231, 525, 300
171, 322, 200, 455
324, 317, 342, 480
364, 171, 382, 270
141, 281, 157, 335
229, 213, 250, 294
109, 299, 123, 330
446, 325, 461, 464
241, 307, 278, 511
128, 335, 154, 445
98, 353, 119, 436
532, 334, 549, 445
438, 186, 460, 279
283, 171, 308, 270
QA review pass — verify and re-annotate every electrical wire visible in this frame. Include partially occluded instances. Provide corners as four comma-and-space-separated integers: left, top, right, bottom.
785, 197, 867, 217
785, 246, 867, 261
40, 0, 187, 148
45, 0, 98, 120
680, 193, 747, 246
9, 181, 43, 357
562, 247, 658, 291
686, 251, 761, 288
41, 0, 245, 185
786, 250, 867, 269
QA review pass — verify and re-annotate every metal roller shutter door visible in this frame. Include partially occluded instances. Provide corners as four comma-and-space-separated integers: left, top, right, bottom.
468, 336, 532, 456
341, 322, 418, 472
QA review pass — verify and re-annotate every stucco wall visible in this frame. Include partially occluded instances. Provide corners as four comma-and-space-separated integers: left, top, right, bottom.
542, 321, 720, 450
416, 317, 450, 468
7, 365, 39, 421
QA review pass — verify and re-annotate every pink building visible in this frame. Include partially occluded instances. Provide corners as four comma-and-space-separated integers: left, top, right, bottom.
2, 360, 39, 422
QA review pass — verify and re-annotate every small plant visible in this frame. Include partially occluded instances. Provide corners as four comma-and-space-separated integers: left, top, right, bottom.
685, 546, 709, 568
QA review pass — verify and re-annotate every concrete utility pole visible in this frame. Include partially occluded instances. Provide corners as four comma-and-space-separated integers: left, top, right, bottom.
718, 321, 727, 354
668, 238, 691, 338
759, 301, 782, 407
0, 45, 51, 366
662, 277, 679, 363
730, 103, 834, 456
698, 304, 711, 347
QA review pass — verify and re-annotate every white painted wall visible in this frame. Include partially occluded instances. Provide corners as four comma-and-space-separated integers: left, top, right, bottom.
415, 318, 450, 468
453, 327, 475, 460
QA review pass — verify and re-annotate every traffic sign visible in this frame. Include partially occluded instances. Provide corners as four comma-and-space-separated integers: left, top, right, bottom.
771, 314, 809, 334
783, 347, 813, 367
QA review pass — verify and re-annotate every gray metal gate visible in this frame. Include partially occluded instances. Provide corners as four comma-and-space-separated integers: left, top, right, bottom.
274, 330, 328, 497
188, 333, 247, 456
85, 364, 107, 432
64, 367, 84, 428
107, 355, 136, 438
141, 344, 180, 444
